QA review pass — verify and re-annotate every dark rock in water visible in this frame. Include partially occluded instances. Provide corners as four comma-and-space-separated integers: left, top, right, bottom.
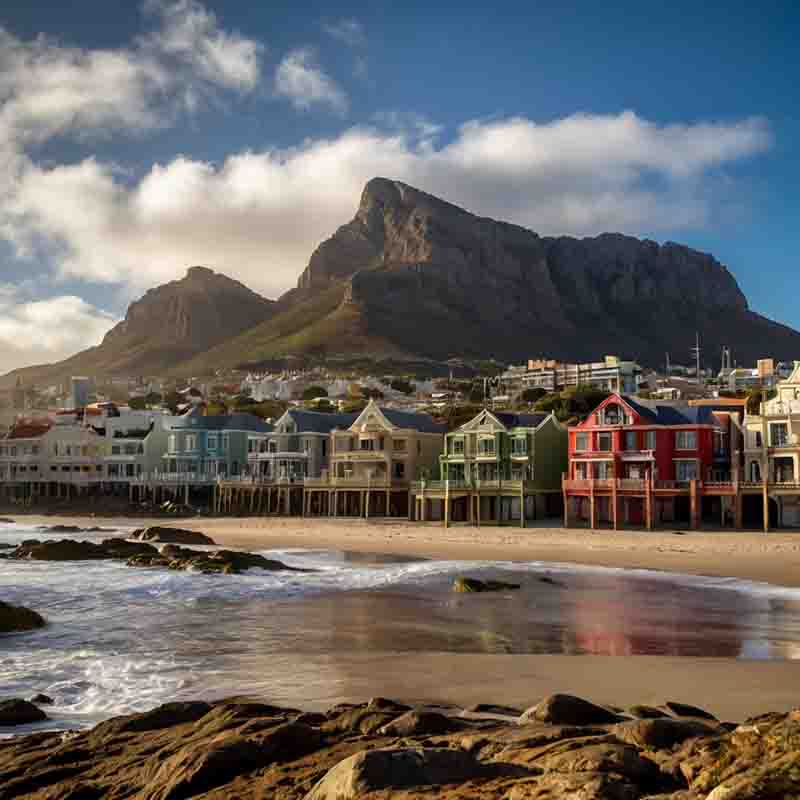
453, 577, 521, 593
466, 703, 523, 716
126, 546, 303, 575
0, 543, 13, 550
99, 539, 159, 559
0, 699, 48, 726
306, 747, 485, 800
628, 704, 668, 720
6, 539, 112, 561
37, 524, 113, 534
30, 694, 54, 706
0, 600, 46, 633
0, 517, 15, 524
520, 694, 624, 726
663, 701, 718, 721
538, 575, 566, 587
131, 526, 216, 545
378, 710, 468, 737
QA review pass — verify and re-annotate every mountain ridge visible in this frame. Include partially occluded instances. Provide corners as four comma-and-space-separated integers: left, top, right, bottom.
3, 178, 800, 385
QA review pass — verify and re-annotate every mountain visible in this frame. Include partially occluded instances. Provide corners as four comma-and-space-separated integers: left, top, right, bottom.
188, 178, 800, 370
1, 267, 275, 387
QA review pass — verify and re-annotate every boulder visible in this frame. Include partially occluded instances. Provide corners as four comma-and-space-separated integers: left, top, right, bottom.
536, 742, 660, 783
663, 701, 718, 721
520, 695, 624, 726
0, 600, 46, 633
99, 539, 159, 559
504, 771, 640, 799
453, 577, 521, 593
0, 698, 48, 726
613, 718, 717, 750
628, 704, 668, 720
125, 547, 300, 575
5, 539, 112, 561
366, 697, 412, 714
466, 703, 523, 716
131, 526, 216, 546
305, 747, 484, 799
30, 694, 55, 706
378, 710, 467, 737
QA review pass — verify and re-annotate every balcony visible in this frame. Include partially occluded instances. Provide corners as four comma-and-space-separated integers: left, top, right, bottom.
619, 449, 655, 461
304, 476, 406, 489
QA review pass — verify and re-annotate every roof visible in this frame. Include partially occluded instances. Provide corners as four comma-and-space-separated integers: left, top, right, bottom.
6, 422, 52, 439
169, 413, 273, 433
493, 412, 550, 429
286, 409, 359, 433
619, 396, 719, 426
379, 407, 447, 434
688, 398, 747, 408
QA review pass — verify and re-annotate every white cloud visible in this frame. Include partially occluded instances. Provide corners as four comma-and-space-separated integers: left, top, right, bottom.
2, 111, 771, 304
0, 289, 117, 372
322, 18, 366, 48
274, 47, 348, 113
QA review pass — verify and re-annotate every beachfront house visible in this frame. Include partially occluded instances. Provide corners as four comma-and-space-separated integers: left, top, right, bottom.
303, 399, 446, 518
742, 361, 800, 528
103, 411, 172, 487
411, 409, 567, 525
563, 394, 744, 530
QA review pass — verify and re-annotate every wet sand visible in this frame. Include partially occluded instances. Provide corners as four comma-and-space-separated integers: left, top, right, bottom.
8, 514, 800, 722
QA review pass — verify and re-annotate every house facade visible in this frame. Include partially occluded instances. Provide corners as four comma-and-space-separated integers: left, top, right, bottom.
411, 409, 567, 525
563, 394, 742, 530
742, 362, 800, 528
304, 400, 446, 518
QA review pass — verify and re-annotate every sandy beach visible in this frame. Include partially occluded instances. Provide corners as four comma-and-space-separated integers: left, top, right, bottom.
15, 514, 800, 587
7, 514, 800, 722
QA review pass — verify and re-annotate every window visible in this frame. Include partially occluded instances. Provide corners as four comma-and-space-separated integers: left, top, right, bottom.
645, 431, 657, 450
393, 461, 406, 478
221, 434, 229, 453
303, 438, 312, 453
598, 433, 612, 452
511, 436, 527, 455
770, 423, 789, 447
575, 433, 588, 451
185, 434, 197, 452
675, 431, 697, 450
449, 438, 464, 455
675, 460, 699, 482
168, 434, 177, 453
208, 434, 218, 451
596, 461, 613, 479
755, 432, 763, 448
267, 439, 277, 453
393, 439, 407, 452
603, 404, 623, 425
112, 445, 121, 455
477, 437, 496, 456
625, 431, 638, 451
322, 439, 328, 458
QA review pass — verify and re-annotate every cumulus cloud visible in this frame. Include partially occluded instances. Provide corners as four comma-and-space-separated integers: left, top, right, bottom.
0, 288, 117, 371
322, 18, 366, 48
274, 47, 349, 113
2, 111, 772, 303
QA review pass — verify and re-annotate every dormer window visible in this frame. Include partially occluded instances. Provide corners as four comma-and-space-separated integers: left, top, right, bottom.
603, 404, 624, 425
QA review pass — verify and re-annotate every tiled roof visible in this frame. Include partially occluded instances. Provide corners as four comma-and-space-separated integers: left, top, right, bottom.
286, 409, 359, 433
379, 407, 447, 434
169, 413, 273, 433
6, 422, 52, 439
620, 396, 719, 426
494, 412, 550, 429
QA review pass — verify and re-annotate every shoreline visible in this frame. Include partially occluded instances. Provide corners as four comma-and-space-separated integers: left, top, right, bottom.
8, 514, 800, 588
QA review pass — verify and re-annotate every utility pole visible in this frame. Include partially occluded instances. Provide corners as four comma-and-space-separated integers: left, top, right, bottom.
691, 333, 702, 387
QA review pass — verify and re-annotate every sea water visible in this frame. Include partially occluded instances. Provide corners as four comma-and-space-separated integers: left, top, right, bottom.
2, 519, 800, 733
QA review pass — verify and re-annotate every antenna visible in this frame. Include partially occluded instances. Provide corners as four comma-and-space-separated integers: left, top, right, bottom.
691, 333, 702, 386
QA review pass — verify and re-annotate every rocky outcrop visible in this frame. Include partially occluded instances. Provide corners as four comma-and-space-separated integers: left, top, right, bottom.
130, 526, 216, 546
3, 694, 798, 798
520, 694, 625, 726
1, 538, 158, 561
453, 577, 521, 593
0, 699, 48, 727
0, 601, 46, 633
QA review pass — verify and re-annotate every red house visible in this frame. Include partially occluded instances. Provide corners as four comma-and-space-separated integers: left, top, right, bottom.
563, 394, 742, 530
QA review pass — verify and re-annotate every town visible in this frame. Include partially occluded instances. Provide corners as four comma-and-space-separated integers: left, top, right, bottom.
1, 352, 797, 532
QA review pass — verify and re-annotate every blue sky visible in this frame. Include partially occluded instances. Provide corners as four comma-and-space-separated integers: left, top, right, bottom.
0, 0, 797, 370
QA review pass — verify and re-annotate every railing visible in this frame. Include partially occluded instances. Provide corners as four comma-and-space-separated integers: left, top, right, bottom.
130, 472, 219, 485
247, 451, 309, 460
410, 479, 534, 493
304, 477, 406, 488
619, 450, 655, 461
221, 475, 306, 485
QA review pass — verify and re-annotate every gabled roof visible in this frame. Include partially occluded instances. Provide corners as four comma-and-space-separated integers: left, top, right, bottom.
282, 409, 359, 434
619, 396, 720, 426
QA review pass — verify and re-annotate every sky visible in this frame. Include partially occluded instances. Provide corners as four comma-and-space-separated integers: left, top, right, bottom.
0, 0, 798, 371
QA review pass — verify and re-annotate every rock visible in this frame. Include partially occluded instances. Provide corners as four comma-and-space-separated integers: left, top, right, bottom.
130, 526, 216, 546
520, 694, 624, 726
504, 771, 640, 799
0, 600, 46, 633
127, 546, 300, 575
0, 698, 48, 726
613, 718, 717, 750
5, 539, 112, 561
538, 575, 567, 588
0, 517, 15, 524
663, 701, 718, 721
467, 703, 524, 716
305, 747, 484, 799
378, 710, 467, 737
99, 539, 159, 559
30, 694, 55, 706
38, 525, 112, 534
453, 577, 521, 593
628, 704, 668, 720
325, 707, 398, 736
366, 697, 412, 714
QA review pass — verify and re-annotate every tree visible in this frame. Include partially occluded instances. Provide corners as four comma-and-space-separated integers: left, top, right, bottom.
303, 385, 329, 401
520, 387, 547, 404
128, 396, 147, 410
